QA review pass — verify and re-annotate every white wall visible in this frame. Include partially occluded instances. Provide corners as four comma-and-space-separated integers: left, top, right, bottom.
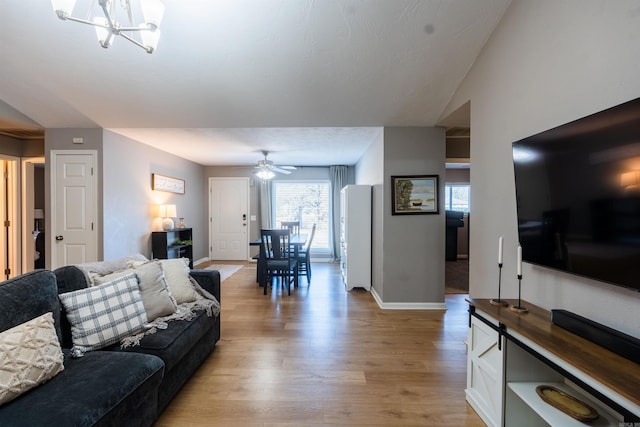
441, 0, 640, 337
356, 131, 384, 294
102, 131, 206, 261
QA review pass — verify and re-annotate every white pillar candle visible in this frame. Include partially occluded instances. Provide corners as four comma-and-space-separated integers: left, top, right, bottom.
498, 236, 504, 264
517, 245, 522, 276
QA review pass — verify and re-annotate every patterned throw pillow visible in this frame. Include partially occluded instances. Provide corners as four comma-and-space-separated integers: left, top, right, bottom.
59, 273, 147, 357
0, 312, 64, 406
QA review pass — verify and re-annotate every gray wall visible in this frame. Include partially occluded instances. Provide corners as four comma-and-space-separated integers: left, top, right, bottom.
0, 135, 44, 158
102, 131, 206, 261
440, 0, 640, 337
356, 127, 446, 304
383, 127, 446, 303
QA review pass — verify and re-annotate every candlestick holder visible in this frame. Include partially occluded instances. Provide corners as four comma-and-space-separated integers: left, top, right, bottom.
510, 274, 528, 313
490, 263, 508, 306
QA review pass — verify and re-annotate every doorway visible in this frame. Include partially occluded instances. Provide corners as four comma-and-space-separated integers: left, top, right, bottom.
209, 177, 250, 261
0, 157, 20, 280
50, 150, 98, 268
21, 157, 45, 274
440, 102, 471, 294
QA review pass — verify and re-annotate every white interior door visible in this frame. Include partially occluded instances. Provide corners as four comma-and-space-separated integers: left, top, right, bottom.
51, 151, 98, 268
209, 177, 249, 261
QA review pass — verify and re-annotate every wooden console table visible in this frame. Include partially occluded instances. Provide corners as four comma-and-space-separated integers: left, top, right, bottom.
466, 298, 640, 427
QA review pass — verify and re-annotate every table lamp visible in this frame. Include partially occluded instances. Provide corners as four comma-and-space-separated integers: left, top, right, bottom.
159, 204, 177, 230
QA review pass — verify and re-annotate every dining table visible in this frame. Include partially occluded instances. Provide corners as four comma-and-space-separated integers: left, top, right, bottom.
250, 233, 308, 287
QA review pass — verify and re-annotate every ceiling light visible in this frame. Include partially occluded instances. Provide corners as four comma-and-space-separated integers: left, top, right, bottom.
51, 0, 165, 54
255, 169, 276, 180
254, 151, 296, 180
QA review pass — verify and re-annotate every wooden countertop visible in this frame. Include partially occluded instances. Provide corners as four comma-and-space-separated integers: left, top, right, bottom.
467, 298, 640, 412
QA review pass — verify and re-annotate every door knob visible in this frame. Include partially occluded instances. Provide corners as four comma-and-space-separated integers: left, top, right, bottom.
55, 235, 64, 241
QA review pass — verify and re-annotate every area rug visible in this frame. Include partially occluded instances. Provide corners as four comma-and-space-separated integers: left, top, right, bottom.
204, 264, 243, 282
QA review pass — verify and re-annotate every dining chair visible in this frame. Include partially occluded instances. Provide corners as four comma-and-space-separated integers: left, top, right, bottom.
260, 229, 298, 295
280, 221, 300, 235
297, 223, 316, 284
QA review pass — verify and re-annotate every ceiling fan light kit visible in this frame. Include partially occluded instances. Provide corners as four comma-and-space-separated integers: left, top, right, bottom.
51, 0, 165, 53
255, 169, 275, 180
254, 151, 296, 180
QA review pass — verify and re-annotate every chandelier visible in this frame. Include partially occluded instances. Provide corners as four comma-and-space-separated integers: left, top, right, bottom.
51, 0, 165, 53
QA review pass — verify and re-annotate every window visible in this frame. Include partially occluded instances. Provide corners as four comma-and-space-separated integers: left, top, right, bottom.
272, 181, 330, 251
444, 184, 470, 212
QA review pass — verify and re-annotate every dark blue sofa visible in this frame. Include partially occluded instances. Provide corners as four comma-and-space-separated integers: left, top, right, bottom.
0, 267, 220, 427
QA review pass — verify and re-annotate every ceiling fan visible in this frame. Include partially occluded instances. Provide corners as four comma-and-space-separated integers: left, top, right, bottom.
254, 151, 296, 179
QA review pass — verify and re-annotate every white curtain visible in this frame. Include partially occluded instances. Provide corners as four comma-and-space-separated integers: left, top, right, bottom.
330, 165, 348, 261
259, 179, 272, 230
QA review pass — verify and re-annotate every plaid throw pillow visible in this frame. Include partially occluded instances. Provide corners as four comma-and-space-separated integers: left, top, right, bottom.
59, 273, 147, 357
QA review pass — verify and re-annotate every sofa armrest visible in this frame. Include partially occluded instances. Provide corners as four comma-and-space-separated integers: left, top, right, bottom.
189, 270, 220, 305
189, 269, 221, 343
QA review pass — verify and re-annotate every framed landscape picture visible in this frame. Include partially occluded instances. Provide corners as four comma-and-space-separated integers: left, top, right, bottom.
391, 175, 439, 215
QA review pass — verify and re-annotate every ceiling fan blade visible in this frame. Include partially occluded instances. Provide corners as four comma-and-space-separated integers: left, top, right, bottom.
279, 166, 297, 170
271, 166, 292, 174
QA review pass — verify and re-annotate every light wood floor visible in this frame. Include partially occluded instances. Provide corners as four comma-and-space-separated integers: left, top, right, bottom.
154, 262, 485, 426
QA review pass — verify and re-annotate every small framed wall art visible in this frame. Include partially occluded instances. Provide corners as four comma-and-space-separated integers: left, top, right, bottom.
391, 175, 439, 215
152, 173, 185, 194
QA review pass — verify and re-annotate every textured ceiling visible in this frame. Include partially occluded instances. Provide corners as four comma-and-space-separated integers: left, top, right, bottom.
0, 0, 509, 166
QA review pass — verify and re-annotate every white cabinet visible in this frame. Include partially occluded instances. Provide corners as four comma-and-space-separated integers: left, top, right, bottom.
466, 316, 504, 427
467, 299, 640, 427
340, 185, 371, 291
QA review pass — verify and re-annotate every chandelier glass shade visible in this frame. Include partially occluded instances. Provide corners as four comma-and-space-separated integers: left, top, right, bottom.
51, 0, 165, 53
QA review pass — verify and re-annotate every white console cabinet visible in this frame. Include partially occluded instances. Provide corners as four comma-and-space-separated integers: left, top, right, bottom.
466, 298, 640, 427
340, 185, 371, 291
466, 315, 504, 427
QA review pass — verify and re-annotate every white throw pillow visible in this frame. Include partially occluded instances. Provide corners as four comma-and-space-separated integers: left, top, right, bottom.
59, 273, 147, 357
77, 254, 149, 286
0, 312, 64, 406
93, 261, 177, 321
134, 258, 198, 305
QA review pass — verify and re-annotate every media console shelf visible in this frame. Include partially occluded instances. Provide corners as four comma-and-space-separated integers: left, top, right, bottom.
466, 298, 640, 427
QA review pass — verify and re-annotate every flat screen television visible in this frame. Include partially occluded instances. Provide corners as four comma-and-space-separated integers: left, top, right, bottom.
512, 97, 640, 292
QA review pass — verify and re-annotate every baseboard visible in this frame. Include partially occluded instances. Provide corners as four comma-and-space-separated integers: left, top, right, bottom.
371, 288, 447, 310
194, 257, 209, 266
551, 309, 640, 364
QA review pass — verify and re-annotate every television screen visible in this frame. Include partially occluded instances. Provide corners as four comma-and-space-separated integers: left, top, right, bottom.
512, 97, 640, 292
